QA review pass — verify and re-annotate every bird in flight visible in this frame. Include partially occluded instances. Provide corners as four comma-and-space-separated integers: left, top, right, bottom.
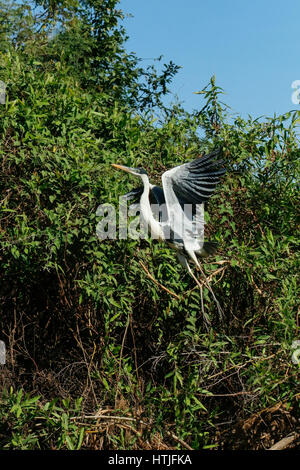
112, 148, 226, 322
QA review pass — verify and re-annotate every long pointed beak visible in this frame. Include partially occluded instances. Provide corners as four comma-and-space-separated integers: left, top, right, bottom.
111, 163, 132, 174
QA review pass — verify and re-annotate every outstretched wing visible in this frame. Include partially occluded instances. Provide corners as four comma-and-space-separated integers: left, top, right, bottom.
170, 148, 226, 205
161, 149, 225, 251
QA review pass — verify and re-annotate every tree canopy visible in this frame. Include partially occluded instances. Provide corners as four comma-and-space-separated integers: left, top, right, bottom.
0, 0, 299, 450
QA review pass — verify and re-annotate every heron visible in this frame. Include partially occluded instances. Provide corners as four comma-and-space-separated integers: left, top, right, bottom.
112, 149, 226, 322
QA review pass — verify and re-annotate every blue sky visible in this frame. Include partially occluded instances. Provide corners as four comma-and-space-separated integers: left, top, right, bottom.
120, 0, 300, 119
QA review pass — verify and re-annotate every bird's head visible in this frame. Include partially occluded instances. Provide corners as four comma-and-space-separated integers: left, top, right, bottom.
111, 164, 148, 178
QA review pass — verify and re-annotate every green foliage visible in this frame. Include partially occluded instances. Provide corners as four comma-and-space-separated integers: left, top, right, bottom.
0, 388, 85, 450
0, 1, 35, 52
0, 0, 299, 450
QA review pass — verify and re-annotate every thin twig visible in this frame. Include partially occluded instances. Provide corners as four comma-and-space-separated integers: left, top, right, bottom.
207, 353, 276, 382
198, 390, 254, 397
196, 263, 224, 320
167, 432, 193, 450
268, 433, 297, 450
82, 414, 145, 422
77, 414, 193, 450
115, 317, 130, 406
139, 260, 180, 300
207, 266, 226, 283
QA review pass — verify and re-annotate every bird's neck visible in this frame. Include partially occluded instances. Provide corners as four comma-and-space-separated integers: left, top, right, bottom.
139, 175, 163, 239
140, 174, 151, 208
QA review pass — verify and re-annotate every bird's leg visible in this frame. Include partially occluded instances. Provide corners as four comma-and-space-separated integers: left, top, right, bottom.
177, 253, 210, 327
186, 250, 224, 321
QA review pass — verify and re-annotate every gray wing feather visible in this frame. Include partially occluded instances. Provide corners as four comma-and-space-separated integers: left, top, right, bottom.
171, 149, 226, 204
121, 186, 144, 201
149, 185, 166, 205
161, 149, 225, 251
123, 185, 167, 222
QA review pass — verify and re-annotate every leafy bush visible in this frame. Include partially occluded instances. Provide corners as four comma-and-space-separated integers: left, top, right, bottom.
0, 388, 85, 450
0, 0, 299, 450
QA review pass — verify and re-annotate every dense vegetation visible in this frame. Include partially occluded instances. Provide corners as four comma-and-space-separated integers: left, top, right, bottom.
0, 0, 299, 450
